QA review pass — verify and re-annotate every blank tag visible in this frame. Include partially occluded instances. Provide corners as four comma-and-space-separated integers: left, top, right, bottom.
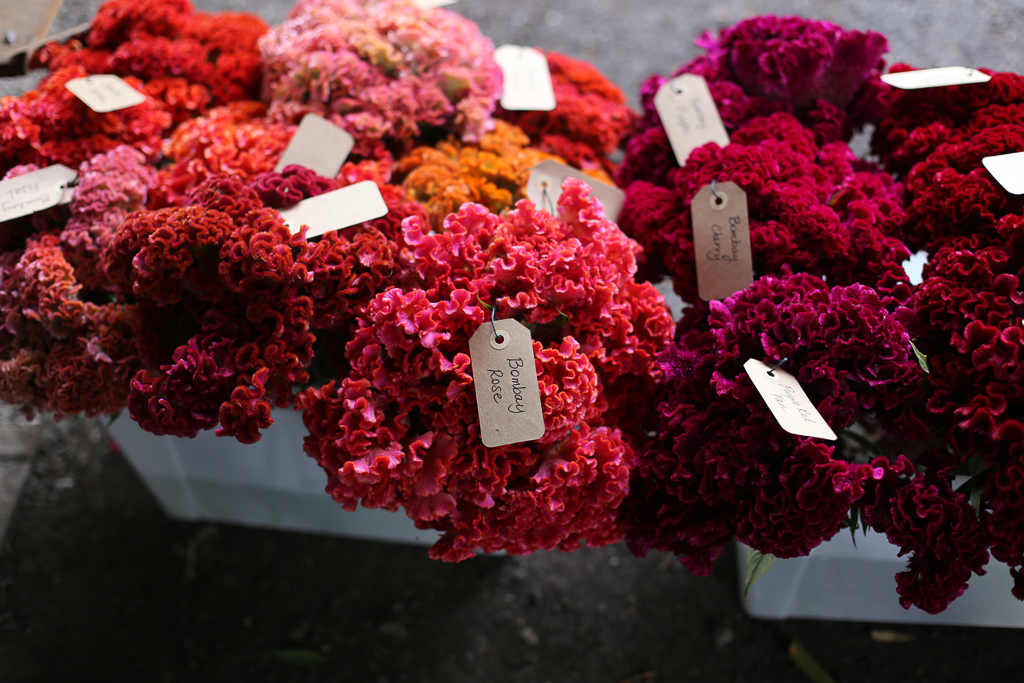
744, 359, 837, 441
494, 45, 556, 112
277, 181, 388, 238
413, 0, 456, 7
274, 113, 354, 179
983, 152, 1024, 195
881, 67, 991, 90
691, 181, 753, 301
0, 164, 76, 222
654, 74, 730, 167
469, 319, 545, 448
64, 74, 146, 113
525, 159, 625, 222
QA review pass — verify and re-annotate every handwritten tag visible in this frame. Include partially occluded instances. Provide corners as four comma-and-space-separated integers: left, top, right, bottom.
982, 151, 1024, 195
0, 164, 76, 222
654, 74, 730, 167
494, 45, 556, 112
469, 319, 545, 448
690, 181, 753, 301
277, 181, 388, 238
744, 359, 837, 441
274, 113, 354, 179
881, 67, 991, 90
413, 0, 456, 7
64, 74, 146, 113
525, 159, 625, 222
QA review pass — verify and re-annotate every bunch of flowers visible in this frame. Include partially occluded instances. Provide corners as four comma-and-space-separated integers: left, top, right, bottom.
32, 0, 268, 118
617, 273, 994, 614
298, 178, 674, 561
259, 0, 503, 151
617, 15, 890, 188
618, 111, 911, 300
0, 146, 155, 418
495, 50, 637, 177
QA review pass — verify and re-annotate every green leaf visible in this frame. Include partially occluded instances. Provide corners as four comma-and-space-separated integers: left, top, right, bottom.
272, 649, 329, 666
108, 410, 122, 426
788, 640, 838, 683
744, 547, 778, 599
910, 340, 930, 375
955, 468, 991, 518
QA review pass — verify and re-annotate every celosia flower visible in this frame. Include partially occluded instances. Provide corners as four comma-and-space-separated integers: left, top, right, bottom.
620, 273, 926, 576
617, 112, 911, 300
496, 51, 637, 176
298, 178, 674, 560
259, 0, 503, 147
617, 15, 889, 187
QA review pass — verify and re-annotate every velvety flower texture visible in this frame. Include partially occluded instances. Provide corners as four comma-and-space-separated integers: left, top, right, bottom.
260, 0, 502, 148
616, 15, 889, 188
298, 178, 674, 561
620, 273, 926, 576
496, 51, 637, 177
618, 112, 910, 300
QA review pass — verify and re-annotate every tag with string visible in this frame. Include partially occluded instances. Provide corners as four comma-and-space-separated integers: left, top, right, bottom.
691, 180, 753, 301
982, 151, 1024, 195
654, 74, 730, 167
65, 74, 146, 113
277, 181, 388, 238
744, 358, 837, 440
525, 159, 625, 222
881, 66, 991, 90
0, 164, 77, 222
469, 316, 545, 448
494, 45, 556, 111
274, 113, 354, 179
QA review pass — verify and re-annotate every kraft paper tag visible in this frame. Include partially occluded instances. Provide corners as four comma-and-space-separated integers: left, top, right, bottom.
654, 74, 730, 167
494, 45, 556, 112
277, 181, 388, 238
64, 74, 146, 113
413, 0, 456, 7
744, 359, 837, 441
525, 159, 625, 222
881, 67, 991, 90
469, 319, 545, 448
274, 113, 354, 178
691, 181, 753, 301
0, 164, 77, 222
982, 152, 1024, 195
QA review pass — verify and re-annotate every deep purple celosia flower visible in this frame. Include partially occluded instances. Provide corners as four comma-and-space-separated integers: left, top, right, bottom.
620, 273, 926, 575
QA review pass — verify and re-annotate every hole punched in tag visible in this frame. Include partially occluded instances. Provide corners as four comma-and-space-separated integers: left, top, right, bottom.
766, 357, 789, 377
489, 306, 509, 350
709, 179, 728, 211
539, 180, 556, 214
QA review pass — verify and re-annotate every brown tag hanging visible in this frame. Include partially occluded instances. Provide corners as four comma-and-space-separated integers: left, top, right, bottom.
494, 45, 556, 112
469, 319, 546, 448
881, 66, 990, 90
277, 181, 388, 238
653, 74, 730, 167
982, 152, 1024, 195
690, 181, 753, 301
744, 359, 837, 441
0, 164, 76, 222
525, 159, 625, 222
274, 113, 354, 179
64, 74, 146, 113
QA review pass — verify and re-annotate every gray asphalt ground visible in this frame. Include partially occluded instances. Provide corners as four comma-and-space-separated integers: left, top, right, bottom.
4, 1, 1024, 681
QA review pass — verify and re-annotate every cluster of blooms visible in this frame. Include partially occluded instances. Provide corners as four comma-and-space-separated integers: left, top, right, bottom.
495, 51, 637, 176
299, 179, 674, 561
616, 15, 890, 188
618, 111, 911, 299
259, 0, 503, 150
616, 274, 992, 613
0, 146, 154, 417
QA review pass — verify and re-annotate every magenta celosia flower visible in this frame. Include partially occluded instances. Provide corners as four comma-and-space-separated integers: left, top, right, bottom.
298, 178, 675, 561
260, 0, 502, 148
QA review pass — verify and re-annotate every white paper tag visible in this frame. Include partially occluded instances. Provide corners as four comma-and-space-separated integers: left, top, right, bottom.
277, 181, 388, 238
274, 113, 354, 179
654, 74, 730, 167
744, 359, 837, 441
413, 0, 456, 7
469, 319, 546, 448
881, 67, 991, 90
494, 45, 556, 112
691, 181, 753, 301
64, 74, 146, 113
0, 164, 77, 222
525, 159, 625, 222
982, 151, 1024, 195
